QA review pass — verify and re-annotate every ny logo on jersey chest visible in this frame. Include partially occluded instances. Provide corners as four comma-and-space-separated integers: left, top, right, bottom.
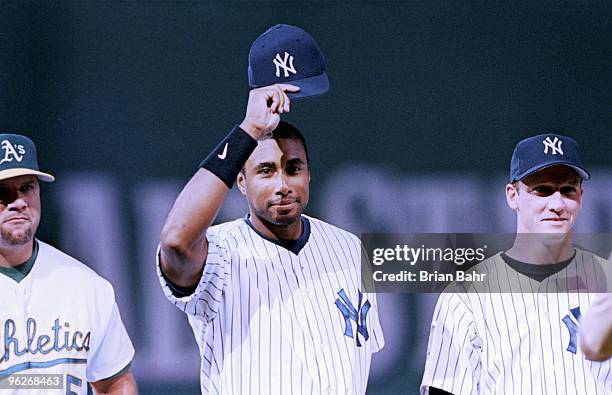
561, 306, 581, 354
334, 289, 370, 347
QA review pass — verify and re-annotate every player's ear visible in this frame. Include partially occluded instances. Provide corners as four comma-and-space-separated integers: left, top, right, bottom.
237, 171, 247, 196
576, 184, 584, 210
506, 183, 519, 210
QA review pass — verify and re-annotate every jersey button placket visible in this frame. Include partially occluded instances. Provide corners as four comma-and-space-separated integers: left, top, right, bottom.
298, 254, 310, 292
294, 256, 306, 291
13, 286, 27, 335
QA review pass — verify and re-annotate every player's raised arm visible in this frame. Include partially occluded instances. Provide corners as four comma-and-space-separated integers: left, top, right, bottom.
159, 83, 299, 288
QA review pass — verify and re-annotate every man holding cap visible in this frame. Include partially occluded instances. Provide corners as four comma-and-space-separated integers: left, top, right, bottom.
421, 134, 611, 394
0, 134, 136, 394
157, 24, 383, 394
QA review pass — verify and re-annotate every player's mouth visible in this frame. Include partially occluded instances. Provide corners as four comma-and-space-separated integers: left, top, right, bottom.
541, 218, 568, 223
270, 198, 299, 209
3, 216, 30, 224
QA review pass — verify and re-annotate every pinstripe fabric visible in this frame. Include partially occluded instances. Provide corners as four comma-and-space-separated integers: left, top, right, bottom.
157, 215, 384, 394
421, 250, 612, 395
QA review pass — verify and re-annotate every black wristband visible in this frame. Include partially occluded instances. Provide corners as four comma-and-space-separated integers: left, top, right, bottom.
200, 126, 258, 188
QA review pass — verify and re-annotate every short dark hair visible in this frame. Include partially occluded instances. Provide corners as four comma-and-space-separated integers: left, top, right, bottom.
270, 121, 309, 164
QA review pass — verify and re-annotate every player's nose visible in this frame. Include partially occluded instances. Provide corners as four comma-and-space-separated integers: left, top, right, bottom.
274, 173, 292, 195
547, 191, 566, 212
7, 197, 28, 211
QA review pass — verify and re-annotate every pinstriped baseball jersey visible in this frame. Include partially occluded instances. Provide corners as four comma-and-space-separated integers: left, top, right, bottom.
157, 215, 384, 394
421, 249, 612, 395
0, 240, 134, 394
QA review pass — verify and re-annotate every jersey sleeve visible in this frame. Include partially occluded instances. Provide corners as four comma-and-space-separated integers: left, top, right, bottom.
86, 300, 135, 382
157, 228, 231, 323
420, 291, 482, 395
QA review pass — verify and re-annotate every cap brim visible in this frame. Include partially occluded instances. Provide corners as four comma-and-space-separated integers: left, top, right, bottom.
0, 168, 55, 182
514, 162, 590, 182
286, 72, 329, 100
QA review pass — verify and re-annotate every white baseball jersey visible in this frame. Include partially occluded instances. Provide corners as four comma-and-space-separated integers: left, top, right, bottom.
0, 240, 134, 394
157, 215, 384, 394
421, 250, 612, 395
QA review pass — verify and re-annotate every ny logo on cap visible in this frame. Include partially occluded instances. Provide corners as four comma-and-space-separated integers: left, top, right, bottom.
273, 52, 297, 78
0, 140, 25, 165
543, 136, 563, 155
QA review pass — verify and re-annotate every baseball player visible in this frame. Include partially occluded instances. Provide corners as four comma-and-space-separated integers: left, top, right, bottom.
0, 134, 136, 394
580, 294, 612, 361
421, 134, 612, 394
156, 81, 384, 393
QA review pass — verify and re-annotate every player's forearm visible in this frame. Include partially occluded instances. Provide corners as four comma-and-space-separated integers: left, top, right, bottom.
162, 167, 228, 249
160, 168, 229, 285
91, 371, 138, 394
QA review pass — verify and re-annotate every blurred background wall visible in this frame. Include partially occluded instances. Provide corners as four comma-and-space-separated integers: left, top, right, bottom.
1, 1, 611, 393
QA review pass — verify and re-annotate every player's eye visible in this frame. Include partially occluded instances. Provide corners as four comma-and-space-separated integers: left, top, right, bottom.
286, 165, 301, 175
257, 167, 272, 175
533, 186, 554, 196
0, 189, 11, 203
20, 184, 33, 193
560, 186, 577, 195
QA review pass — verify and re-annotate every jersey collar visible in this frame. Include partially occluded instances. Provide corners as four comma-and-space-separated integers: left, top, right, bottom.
501, 249, 575, 282
243, 214, 311, 255
0, 239, 39, 283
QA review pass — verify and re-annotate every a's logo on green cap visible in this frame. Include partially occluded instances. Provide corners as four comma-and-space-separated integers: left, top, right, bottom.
0, 140, 26, 165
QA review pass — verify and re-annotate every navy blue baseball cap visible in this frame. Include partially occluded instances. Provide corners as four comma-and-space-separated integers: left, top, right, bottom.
248, 24, 329, 99
510, 133, 590, 182
0, 134, 54, 182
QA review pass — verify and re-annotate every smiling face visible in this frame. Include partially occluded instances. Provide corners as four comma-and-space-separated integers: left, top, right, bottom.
237, 137, 310, 233
0, 175, 41, 248
506, 165, 582, 235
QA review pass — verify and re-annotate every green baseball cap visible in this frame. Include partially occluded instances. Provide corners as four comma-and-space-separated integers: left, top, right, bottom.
0, 134, 54, 182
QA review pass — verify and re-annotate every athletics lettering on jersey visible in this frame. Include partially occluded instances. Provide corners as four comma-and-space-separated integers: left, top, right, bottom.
2, 318, 91, 364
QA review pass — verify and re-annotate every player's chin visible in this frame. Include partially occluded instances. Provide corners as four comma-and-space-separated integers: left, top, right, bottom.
0, 227, 34, 246
534, 227, 573, 239
539, 221, 573, 233
269, 208, 302, 225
